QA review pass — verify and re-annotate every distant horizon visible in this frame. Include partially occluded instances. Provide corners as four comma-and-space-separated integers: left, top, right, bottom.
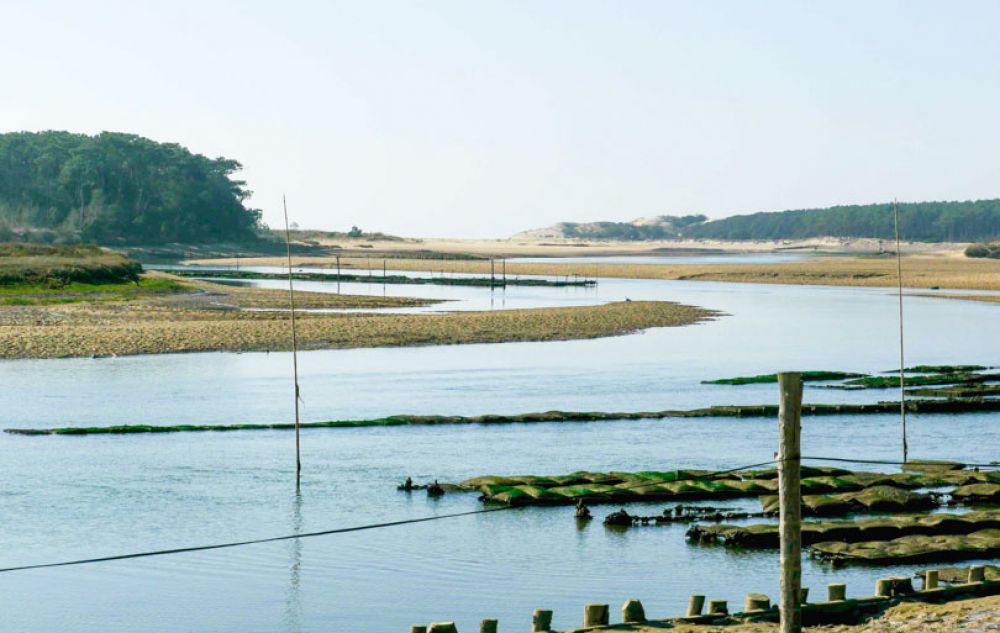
5, 1, 1000, 238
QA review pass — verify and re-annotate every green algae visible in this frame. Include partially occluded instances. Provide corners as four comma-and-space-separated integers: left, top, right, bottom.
844, 373, 1000, 389
10, 398, 1000, 436
702, 371, 863, 385
908, 385, 1000, 398
811, 528, 1000, 565
901, 365, 989, 374
689, 510, 1000, 549
759, 485, 936, 516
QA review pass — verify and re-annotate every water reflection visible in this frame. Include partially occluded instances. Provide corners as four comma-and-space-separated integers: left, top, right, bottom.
283, 492, 303, 633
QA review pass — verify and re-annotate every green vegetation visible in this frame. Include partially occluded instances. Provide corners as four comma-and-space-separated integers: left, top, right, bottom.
685, 199, 1000, 242
532, 200, 1000, 242
908, 385, 1000, 398
0, 277, 183, 305
901, 365, 988, 373
759, 486, 937, 516
844, 373, 1000, 389
0, 131, 262, 244
966, 242, 1000, 259
10, 398, 1000, 436
451, 468, 982, 508
703, 371, 862, 385
556, 215, 708, 240
0, 243, 141, 285
952, 483, 1000, 504
708, 366, 1000, 392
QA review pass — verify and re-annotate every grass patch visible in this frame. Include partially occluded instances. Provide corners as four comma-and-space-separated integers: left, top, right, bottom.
0, 277, 185, 305
0, 242, 141, 286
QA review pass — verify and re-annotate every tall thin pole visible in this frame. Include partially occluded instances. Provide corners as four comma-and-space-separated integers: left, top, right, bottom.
778, 372, 803, 633
283, 196, 302, 490
893, 200, 908, 464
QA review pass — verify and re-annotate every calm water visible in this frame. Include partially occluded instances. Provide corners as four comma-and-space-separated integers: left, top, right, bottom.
2, 271, 999, 633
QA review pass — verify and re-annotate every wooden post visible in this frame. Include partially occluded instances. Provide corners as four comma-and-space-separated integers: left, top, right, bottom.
621, 599, 645, 623
490, 259, 495, 286
827, 583, 846, 601
282, 196, 302, 490
875, 578, 891, 597
583, 604, 609, 627
893, 200, 909, 463
707, 599, 727, 615
778, 372, 803, 633
744, 594, 770, 612
686, 595, 705, 616
531, 609, 552, 632
924, 570, 939, 590
969, 565, 986, 583
502, 259, 506, 285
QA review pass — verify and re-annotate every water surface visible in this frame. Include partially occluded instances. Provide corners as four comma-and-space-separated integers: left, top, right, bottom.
2, 270, 998, 633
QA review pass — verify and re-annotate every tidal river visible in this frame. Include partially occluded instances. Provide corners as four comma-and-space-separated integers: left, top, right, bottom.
2, 267, 999, 633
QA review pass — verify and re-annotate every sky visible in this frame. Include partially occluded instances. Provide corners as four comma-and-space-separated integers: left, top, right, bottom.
3, 1, 1000, 238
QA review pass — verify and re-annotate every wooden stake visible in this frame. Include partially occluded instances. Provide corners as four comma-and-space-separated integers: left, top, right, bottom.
893, 200, 908, 463
778, 372, 803, 633
282, 196, 302, 490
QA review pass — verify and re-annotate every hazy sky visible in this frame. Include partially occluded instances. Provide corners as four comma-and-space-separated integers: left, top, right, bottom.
4, 1, 1000, 238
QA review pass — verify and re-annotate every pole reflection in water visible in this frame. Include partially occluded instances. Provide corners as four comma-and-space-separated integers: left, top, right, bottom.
283, 492, 304, 632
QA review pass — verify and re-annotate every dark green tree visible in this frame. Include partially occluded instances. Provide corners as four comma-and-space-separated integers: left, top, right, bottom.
0, 131, 263, 243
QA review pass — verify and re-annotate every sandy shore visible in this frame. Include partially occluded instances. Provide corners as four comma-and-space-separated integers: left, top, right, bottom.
188, 253, 1000, 293
0, 274, 716, 358
255, 236, 967, 259
621, 594, 1000, 632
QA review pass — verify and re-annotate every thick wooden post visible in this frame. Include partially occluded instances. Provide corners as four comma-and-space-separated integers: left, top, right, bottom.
778, 372, 803, 633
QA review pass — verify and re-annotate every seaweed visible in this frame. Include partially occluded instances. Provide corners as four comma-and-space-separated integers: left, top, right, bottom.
10, 398, 1000, 436
702, 371, 863, 385
689, 510, 1000, 549
811, 529, 1000, 565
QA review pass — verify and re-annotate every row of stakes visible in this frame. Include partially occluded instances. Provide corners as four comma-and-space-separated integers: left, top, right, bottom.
409, 566, 990, 633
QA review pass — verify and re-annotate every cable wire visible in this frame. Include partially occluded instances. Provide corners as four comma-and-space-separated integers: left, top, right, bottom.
0, 459, 777, 575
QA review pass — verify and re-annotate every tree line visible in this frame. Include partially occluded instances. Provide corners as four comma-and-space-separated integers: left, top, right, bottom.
0, 131, 263, 244
685, 200, 1000, 242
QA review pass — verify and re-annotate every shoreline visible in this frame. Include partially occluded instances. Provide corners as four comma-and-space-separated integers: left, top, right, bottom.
0, 298, 716, 360
186, 252, 1000, 293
